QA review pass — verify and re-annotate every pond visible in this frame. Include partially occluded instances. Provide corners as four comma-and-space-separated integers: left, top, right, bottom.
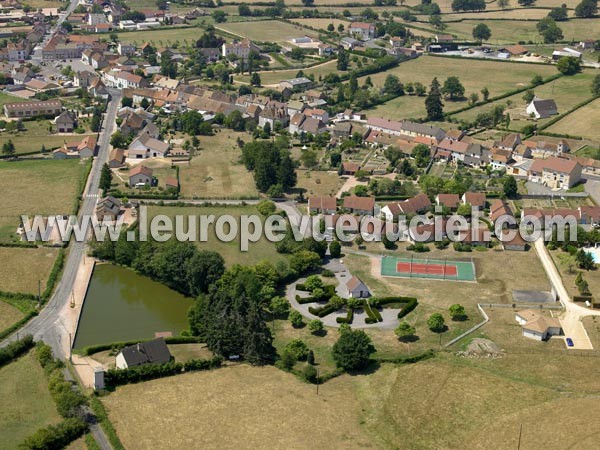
73, 264, 194, 349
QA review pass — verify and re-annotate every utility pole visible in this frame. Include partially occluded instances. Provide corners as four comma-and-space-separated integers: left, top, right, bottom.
69, 332, 72, 363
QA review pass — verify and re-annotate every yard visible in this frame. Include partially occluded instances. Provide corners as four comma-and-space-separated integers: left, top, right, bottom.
0, 119, 94, 155
295, 169, 345, 198
0, 247, 60, 294
176, 131, 258, 199
546, 97, 600, 141
216, 19, 319, 44
364, 56, 557, 119
89, 343, 213, 369
0, 352, 61, 450
146, 205, 288, 268
0, 159, 87, 242
453, 71, 598, 131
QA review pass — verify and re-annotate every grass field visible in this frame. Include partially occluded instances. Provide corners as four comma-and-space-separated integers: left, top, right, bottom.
177, 131, 258, 199
444, 18, 600, 43
0, 352, 61, 450
0, 300, 23, 333
290, 18, 350, 31
116, 24, 211, 45
453, 71, 598, 130
0, 119, 93, 155
0, 247, 59, 294
0, 92, 27, 109
146, 205, 288, 268
365, 56, 556, 119
546, 97, 600, 140
295, 169, 344, 198
90, 343, 213, 369
236, 59, 342, 86
0, 159, 86, 242
216, 19, 319, 43
102, 365, 374, 449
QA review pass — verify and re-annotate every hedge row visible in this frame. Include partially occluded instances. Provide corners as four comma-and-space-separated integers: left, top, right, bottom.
397, 298, 419, 319
296, 294, 317, 305
41, 249, 65, 302
19, 418, 88, 450
374, 349, 435, 365
79, 336, 202, 356
296, 283, 309, 291
0, 334, 34, 369
538, 95, 600, 132
308, 303, 337, 317
0, 241, 38, 249
104, 356, 223, 388
371, 306, 383, 322
336, 309, 354, 324
363, 301, 380, 324
0, 310, 38, 341
89, 397, 126, 450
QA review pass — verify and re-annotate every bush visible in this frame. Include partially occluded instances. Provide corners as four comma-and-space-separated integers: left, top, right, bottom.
332, 329, 375, 371
308, 319, 324, 334
0, 334, 34, 369
407, 243, 430, 252
284, 339, 309, 360
427, 313, 446, 332
453, 242, 472, 252
398, 298, 419, 319
308, 303, 337, 317
336, 309, 354, 324
105, 362, 184, 388
182, 356, 223, 372
296, 294, 317, 304
289, 310, 304, 327
321, 269, 335, 277
19, 417, 88, 450
303, 364, 318, 383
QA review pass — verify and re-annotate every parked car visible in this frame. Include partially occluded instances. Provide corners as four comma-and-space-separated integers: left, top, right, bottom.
566, 338, 574, 347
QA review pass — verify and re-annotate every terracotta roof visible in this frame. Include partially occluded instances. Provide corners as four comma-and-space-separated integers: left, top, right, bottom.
309, 196, 336, 211
463, 192, 486, 208
436, 193, 460, 209
129, 164, 153, 178
529, 157, 580, 175
343, 196, 375, 212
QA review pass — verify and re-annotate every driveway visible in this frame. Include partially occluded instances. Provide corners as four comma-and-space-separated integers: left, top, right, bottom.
534, 238, 600, 349
286, 258, 400, 330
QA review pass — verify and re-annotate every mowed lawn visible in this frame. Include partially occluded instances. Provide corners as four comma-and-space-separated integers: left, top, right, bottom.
0, 120, 93, 155
102, 365, 374, 450
236, 59, 340, 86
290, 18, 350, 31
0, 352, 61, 450
546, 97, 600, 140
146, 205, 288, 268
0, 92, 27, 109
177, 131, 258, 199
295, 169, 345, 198
0, 159, 86, 242
216, 19, 319, 43
0, 247, 60, 294
453, 71, 598, 130
365, 56, 556, 119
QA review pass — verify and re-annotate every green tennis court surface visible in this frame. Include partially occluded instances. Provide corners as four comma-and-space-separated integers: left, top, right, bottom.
381, 256, 476, 281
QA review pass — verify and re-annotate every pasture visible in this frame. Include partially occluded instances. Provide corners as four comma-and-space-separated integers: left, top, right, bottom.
0, 247, 60, 294
0, 159, 86, 242
116, 25, 211, 46
290, 18, 351, 32
453, 71, 598, 130
177, 131, 258, 199
236, 59, 351, 86
364, 56, 557, 118
216, 19, 319, 43
0, 352, 61, 450
546, 97, 600, 141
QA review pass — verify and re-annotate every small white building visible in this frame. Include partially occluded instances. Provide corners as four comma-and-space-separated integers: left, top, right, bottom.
515, 310, 562, 341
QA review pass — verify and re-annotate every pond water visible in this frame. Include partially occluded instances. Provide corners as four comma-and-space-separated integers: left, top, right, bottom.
73, 264, 194, 348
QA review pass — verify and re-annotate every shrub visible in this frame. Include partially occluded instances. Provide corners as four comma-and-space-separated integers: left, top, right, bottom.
321, 269, 335, 277
407, 243, 430, 252
307, 349, 315, 365
332, 329, 375, 371
336, 309, 354, 324
0, 334, 34, 369
308, 303, 337, 317
296, 295, 317, 304
289, 310, 304, 327
284, 339, 309, 360
308, 319, 324, 334
303, 364, 318, 383
105, 362, 184, 388
427, 313, 446, 332
277, 349, 296, 371
19, 417, 88, 450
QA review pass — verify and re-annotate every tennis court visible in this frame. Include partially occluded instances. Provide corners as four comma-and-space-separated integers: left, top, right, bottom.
381, 255, 476, 281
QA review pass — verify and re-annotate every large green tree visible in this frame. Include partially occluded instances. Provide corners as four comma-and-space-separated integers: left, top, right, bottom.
425, 77, 444, 120
332, 329, 375, 371
575, 0, 598, 18
472, 23, 491, 42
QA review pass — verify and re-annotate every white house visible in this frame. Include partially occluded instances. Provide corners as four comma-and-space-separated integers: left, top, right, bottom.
526, 97, 558, 119
515, 310, 562, 341
346, 276, 370, 298
128, 133, 170, 158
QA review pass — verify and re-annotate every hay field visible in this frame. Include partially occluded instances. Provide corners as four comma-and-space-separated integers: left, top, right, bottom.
0, 247, 59, 294
0, 300, 22, 332
546, 97, 600, 141
216, 20, 319, 43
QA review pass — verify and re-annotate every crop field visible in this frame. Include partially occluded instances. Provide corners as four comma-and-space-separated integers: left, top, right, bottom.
444, 18, 600, 43
0, 159, 86, 242
0, 352, 61, 450
216, 20, 319, 43
0, 247, 59, 294
364, 56, 556, 118
146, 205, 288, 268
177, 131, 258, 199
102, 365, 374, 449
546, 97, 600, 141
452, 71, 598, 130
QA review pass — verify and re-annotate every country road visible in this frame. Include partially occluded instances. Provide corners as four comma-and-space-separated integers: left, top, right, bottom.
0, 88, 122, 358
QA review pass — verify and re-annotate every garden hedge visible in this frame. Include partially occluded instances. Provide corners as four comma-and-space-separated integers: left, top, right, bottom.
308, 303, 337, 317
0, 334, 34, 369
19, 418, 88, 450
79, 336, 202, 356
397, 298, 419, 319
336, 309, 354, 324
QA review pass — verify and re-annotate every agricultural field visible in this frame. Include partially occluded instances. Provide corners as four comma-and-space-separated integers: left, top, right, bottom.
0, 159, 87, 242
236, 59, 340, 86
0, 119, 94, 155
216, 19, 319, 43
365, 55, 557, 119
177, 131, 258, 199
295, 169, 345, 198
0, 300, 23, 333
146, 205, 288, 268
0, 247, 60, 294
0, 352, 61, 450
116, 25, 211, 46
453, 70, 598, 130
290, 18, 351, 32
444, 18, 600, 44
546, 97, 600, 141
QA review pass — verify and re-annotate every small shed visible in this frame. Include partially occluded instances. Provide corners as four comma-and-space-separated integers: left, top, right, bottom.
346, 276, 370, 298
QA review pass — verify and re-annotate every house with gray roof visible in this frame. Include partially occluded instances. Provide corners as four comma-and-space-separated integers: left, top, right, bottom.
115, 338, 172, 369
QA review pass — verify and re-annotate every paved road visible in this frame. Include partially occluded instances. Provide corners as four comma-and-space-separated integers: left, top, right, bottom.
31, 0, 79, 62
1, 88, 121, 357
